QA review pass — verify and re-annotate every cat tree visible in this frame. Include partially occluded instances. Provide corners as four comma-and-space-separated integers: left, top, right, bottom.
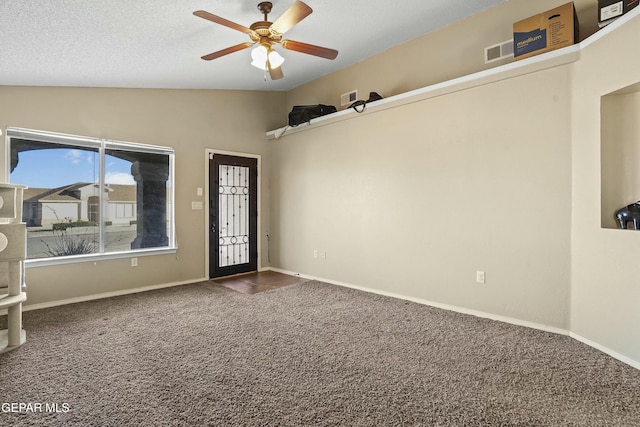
0, 182, 28, 353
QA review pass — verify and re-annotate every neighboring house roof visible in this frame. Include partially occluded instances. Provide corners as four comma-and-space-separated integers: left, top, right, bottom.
23, 183, 90, 202
23, 183, 137, 203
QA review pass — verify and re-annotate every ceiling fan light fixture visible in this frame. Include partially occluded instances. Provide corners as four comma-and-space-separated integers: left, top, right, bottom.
195, 1, 337, 80
268, 49, 285, 68
250, 45, 269, 69
251, 44, 285, 70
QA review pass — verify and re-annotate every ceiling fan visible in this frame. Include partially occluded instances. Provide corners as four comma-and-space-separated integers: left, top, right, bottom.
194, 1, 338, 80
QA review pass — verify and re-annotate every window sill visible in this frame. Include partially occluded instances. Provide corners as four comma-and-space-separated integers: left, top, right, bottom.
24, 247, 177, 268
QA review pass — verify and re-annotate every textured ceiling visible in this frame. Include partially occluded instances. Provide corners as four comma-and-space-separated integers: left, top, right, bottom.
0, 0, 506, 91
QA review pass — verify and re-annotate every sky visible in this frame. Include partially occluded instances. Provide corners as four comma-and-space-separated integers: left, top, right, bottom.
10, 148, 136, 188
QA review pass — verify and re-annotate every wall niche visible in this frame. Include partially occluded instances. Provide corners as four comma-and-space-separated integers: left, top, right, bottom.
601, 81, 640, 230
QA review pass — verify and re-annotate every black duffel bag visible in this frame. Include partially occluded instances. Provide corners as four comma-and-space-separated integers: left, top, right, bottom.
288, 104, 337, 127
349, 91, 384, 113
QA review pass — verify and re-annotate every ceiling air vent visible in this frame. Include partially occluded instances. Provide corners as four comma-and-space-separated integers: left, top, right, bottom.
484, 40, 514, 63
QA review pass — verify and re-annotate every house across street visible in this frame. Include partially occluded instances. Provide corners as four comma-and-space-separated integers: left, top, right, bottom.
26, 225, 137, 259
23, 183, 136, 227
22, 182, 138, 258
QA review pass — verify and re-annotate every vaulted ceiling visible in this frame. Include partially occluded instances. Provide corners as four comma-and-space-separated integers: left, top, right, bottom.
0, 0, 507, 91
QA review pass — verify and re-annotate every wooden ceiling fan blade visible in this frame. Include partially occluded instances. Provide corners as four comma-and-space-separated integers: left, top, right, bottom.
201, 42, 253, 61
193, 10, 258, 38
281, 40, 338, 60
270, 1, 313, 34
268, 60, 284, 80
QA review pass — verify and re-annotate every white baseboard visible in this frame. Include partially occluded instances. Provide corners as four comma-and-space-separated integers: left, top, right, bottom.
570, 332, 640, 371
268, 267, 569, 335
16, 267, 640, 372
269, 267, 637, 371
22, 277, 209, 312
21, 269, 277, 312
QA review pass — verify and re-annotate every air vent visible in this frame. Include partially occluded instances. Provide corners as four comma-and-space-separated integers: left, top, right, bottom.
340, 90, 358, 106
484, 40, 514, 63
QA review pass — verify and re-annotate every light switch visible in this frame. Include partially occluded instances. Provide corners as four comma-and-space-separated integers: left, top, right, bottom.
196, 187, 203, 196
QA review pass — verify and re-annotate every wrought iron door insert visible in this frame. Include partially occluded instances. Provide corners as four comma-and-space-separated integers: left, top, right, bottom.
209, 154, 258, 278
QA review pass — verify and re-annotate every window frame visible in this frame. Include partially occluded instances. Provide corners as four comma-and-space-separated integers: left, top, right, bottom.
5, 127, 176, 267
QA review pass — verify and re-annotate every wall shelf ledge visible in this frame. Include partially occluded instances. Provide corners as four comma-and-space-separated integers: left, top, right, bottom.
267, 6, 640, 140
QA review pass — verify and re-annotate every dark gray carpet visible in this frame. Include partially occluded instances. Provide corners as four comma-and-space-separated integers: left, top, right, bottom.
1, 280, 639, 426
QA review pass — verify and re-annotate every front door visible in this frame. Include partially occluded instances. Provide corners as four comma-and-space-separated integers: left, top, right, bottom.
209, 154, 258, 278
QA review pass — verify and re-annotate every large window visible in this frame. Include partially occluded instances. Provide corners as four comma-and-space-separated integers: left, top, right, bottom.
6, 128, 175, 263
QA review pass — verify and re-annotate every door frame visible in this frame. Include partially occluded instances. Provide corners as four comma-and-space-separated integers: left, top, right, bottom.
204, 149, 261, 279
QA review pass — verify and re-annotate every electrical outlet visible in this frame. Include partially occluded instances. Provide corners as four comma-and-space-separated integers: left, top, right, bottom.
131, 258, 138, 267
476, 271, 485, 284
321, 251, 327, 260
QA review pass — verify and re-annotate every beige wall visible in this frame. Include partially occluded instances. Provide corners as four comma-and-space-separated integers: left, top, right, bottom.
571, 16, 640, 364
271, 66, 573, 329
0, 86, 285, 305
274, 0, 640, 366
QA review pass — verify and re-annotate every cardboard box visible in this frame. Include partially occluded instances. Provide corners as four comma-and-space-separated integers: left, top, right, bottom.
513, 2, 579, 61
598, 0, 639, 27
